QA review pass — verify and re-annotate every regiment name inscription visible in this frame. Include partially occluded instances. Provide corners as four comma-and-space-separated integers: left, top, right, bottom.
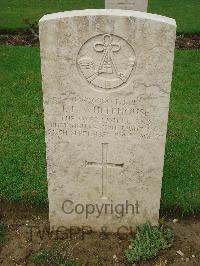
47, 94, 152, 140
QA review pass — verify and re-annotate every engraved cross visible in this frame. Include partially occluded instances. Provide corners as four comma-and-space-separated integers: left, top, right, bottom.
85, 143, 124, 199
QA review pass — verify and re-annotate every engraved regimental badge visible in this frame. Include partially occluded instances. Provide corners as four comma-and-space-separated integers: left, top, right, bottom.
77, 34, 136, 90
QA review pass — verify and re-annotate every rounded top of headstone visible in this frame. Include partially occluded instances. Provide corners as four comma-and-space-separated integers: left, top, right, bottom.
39, 9, 176, 27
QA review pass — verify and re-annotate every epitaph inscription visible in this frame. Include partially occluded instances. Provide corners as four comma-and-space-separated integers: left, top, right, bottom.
77, 34, 136, 90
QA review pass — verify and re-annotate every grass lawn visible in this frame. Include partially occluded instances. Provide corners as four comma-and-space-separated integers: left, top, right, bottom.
0, 0, 199, 34
0, 46, 199, 214
0, 46, 46, 205
149, 0, 200, 34
162, 50, 200, 214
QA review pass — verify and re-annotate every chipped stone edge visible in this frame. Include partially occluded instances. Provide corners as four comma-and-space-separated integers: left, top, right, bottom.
39, 9, 176, 27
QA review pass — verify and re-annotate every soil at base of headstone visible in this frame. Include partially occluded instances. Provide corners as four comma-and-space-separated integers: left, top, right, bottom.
0, 202, 200, 266
0, 32, 200, 49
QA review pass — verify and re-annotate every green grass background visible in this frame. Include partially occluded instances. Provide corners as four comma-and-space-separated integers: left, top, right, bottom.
0, 0, 200, 34
0, 46, 200, 213
0, 46, 46, 205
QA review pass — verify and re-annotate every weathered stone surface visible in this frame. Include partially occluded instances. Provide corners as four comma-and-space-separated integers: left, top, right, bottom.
39, 9, 176, 232
105, 0, 148, 12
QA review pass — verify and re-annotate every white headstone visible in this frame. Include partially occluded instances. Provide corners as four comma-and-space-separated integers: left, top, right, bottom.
39, 9, 176, 232
105, 0, 148, 12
